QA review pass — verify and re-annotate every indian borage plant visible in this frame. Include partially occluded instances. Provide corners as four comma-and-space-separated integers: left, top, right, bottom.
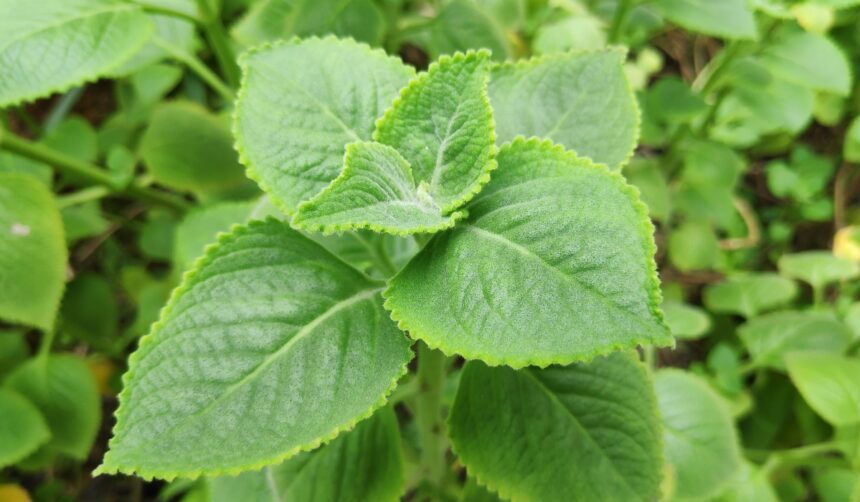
92, 37, 673, 499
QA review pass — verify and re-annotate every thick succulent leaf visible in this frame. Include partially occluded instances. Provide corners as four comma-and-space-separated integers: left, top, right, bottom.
385, 139, 670, 368
786, 352, 860, 426
0, 389, 50, 468
4, 355, 101, 460
209, 406, 404, 502
703, 273, 798, 319
234, 37, 415, 214
488, 49, 639, 169
655, 370, 742, 501
0, 0, 153, 106
650, 0, 757, 39
374, 50, 496, 212
0, 173, 67, 331
448, 352, 663, 501
98, 219, 413, 479
739, 311, 852, 371
295, 142, 464, 235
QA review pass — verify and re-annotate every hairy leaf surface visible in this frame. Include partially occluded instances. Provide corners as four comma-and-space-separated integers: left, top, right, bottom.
210, 406, 404, 502
0, 389, 50, 468
234, 37, 414, 214
448, 353, 663, 501
488, 50, 639, 169
295, 142, 463, 234
374, 50, 496, 211
98, 219, 412, 478
0, 0, 153, 106
0, 173, 67, 331
385, 139, 670, 368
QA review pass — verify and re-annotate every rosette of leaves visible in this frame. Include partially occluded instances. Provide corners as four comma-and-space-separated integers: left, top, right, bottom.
99, 37, 672, 499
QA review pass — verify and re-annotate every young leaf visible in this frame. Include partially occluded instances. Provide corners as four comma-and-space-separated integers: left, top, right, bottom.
655, 370, 742, 501
385, 138, 670, 368
98, 219, 413, 479
294, 142, 464, 235
760, 30, 852, 96
649, 0, 757, 39
786, 352, 860, 426
739, 311, 852, 371
448, 352, 663, 501
4, 355, 101, 460
703, 273, 798, 319
488, 49, 639, 169
209, 406, 404, 502
0, 0, 153, 106
234, 37, 415, 214
0, 173, 67, 331
662, 301, 711, 340
0, 389, 50, 468
778, 251, 860, 291
374, 50, 496, 212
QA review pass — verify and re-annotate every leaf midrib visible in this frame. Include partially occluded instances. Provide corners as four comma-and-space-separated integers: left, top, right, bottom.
278, 73, 362, 142
0, 4, 136, 54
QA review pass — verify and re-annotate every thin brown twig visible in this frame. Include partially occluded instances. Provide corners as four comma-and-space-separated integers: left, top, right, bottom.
719, 197, 761, 250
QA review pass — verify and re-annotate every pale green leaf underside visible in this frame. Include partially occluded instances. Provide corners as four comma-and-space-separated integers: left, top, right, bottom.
739, 311, 852, 371
655, 370, 742, 501
384, 138, 670, 368
295, 142, 464, 235
0, 173, 67, 331
786, 352, 860, 426
234, 37, 415, 214
0, 0, 153, 107
449, 352, 663, 501
488, 49, 639, 169
0, 388, 50, 468
98, 219, 413, 479
374, 50, 496, 212
210, 406, 404, 502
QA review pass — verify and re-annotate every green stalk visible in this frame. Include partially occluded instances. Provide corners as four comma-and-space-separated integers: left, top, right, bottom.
133, 1, 201, 24
153, 38, 235, 101
608, 0, 635, 44
760, 442, 840, 475
416, 342, 449, 496
38, 328, 57, 363
0, 131, 190, 212
56, 186, 111, 208
195, 0, 241, 88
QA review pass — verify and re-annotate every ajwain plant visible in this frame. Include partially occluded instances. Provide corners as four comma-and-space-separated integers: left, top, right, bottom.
89, 36, 674, 499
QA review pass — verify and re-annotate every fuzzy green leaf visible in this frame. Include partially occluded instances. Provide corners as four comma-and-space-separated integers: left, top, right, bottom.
385, 139, 670, 368
98, 219, 413, 479
655, 370, 742, 501
4, 355, 101, 460
0, 389, 50, 468
374, 50, 496, 212
209, 406, 404, 502
650, 0, 757, 39
488, 49, 639, 169
448, 352, 663, 501
0, 173, 67, 331
234, 37, 415, 214
786, 352, 860, 426
0, 0, 153, 106
294, 142, 464, 235
739, 311, 852, 371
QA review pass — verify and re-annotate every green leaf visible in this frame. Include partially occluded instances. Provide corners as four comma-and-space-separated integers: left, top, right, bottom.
624, 157, 671, 221
0, 173, 67, 331
739, 311, 853, 371
778, 251, 860, 291
59, 273, 119, 349
374, 50, 496, 212
294, 142, 465, 235
662, 301, 711, 340
845, 117, 860, 163
0, 0, 153, 106
140, 102, 248, 197
4, 355, 100, 460
812, 469, 859, 502
488, 49, 639, 169
448, 352, 663, 501
98, 219, 413, 478
111, 15, 198, 76
655, 370, 742, 501
533, 15, 607, 54
62, 201, 109, 245
0, 389, 50, 468
713, 461, 778, 502
786, 352, 860, 426
421, 1, 514, 62
385, 139, 670, 368
461, 478, 503, 502
649, 0, 757, 39
759, 29, 852, 96
667, 220, 720, 272
209, 406, 404, 502
703, 273, 798, 319
174, 201, 257, 271
0, 331, 29, 380
234, 37, 415, 214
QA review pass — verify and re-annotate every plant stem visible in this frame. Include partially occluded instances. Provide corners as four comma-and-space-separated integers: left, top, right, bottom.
0, 131, 190, 212
38, 328, 57, 363
56, 186, 111, 208
416, 342, 449, 496
153, 38, 235, 101
43, 87, 84, 133
608, 0, 635, 44
760, 442, 840, 475
132, 1, 201, 24
195, 0, 241, 88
